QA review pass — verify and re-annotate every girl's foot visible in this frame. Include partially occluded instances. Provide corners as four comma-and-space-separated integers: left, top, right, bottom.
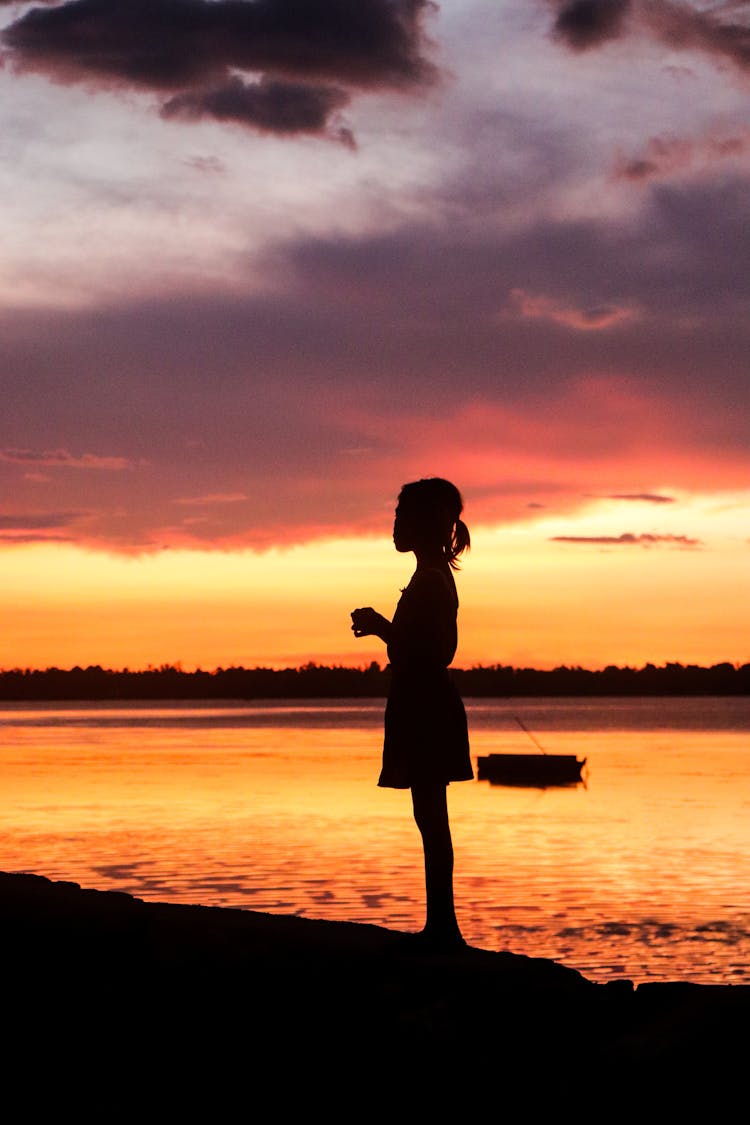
394, 928, 468, 955
419, 927, 467, 954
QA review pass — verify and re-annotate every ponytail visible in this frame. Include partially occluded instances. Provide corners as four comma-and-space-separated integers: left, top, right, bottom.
448, 516, 471, 570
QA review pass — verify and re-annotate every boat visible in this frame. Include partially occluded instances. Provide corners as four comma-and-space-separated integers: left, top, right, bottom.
476, 717, 587, 788
476, 752, 587, 787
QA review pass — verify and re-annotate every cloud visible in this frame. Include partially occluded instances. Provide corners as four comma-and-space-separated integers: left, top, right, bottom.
2, 0, 435, 88
552, 0, 631, 50
605, 493, 676, 503
0, 448, 134, 470
2, 163, 750, 552
175, 493, 248, 505
614, 130, 750, 182
182, 154, 226, 174
0, 534, 74, 544
550, 532, 702, 547
0, 511, 81, 531
508, 288, 638, 331
161, 74, 355, 146
552, 1, 750, 74
2, 0, 436, 141
645, 1, 750, 72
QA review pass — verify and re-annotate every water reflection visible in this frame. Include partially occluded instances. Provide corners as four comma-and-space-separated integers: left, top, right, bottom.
1, 699, 749, 984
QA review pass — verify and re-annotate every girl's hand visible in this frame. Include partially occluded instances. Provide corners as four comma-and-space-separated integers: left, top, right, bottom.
351, 607, 389, 639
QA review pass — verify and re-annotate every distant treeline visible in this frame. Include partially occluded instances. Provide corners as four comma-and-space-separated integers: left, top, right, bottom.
0, 661, 748, 700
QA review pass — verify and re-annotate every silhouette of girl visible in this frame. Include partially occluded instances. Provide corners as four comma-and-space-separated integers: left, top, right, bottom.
351, 478, 473, 951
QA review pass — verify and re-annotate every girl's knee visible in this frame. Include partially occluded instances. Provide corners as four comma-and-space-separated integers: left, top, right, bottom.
411, 784, 450, 838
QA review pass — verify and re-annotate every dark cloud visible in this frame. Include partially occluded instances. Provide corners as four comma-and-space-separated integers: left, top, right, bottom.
647, 1, 750, 72
622, 158, 659, 180
162, 74, 354, 145
606, 493, 675, 503
553, 0, 631, 50
553, 1, 750, 74
2, 0, 434, 88
0, 533, 74, 544
551, 532, 701, 547
0, 512, 81, 530
2, 0, 435, 140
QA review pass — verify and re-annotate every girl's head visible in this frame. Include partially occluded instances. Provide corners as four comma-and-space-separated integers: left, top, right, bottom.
393, 478, 470, 568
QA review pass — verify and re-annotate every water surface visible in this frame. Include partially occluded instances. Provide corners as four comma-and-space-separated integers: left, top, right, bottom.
1, 696, 749, 984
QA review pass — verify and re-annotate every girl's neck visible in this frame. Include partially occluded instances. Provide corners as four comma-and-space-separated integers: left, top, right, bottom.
414, 546, 446, 570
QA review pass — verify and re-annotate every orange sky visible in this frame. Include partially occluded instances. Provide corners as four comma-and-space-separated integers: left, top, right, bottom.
2, 488, 748, 671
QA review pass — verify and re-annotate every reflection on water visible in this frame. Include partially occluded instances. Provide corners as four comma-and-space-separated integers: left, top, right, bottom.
1, 697, 749, 984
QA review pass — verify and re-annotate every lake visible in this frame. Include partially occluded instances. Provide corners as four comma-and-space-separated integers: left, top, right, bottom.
1, 695, 749, 984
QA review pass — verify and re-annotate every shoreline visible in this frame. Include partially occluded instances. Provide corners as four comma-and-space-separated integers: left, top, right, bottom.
1, 660, 748, 703
3, 870, 749, 1100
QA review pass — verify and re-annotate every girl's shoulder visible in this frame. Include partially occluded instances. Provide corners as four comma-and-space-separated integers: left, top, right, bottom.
405, 566, 458, 607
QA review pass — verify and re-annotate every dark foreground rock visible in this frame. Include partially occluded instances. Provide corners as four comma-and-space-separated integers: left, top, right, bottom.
2, 871, 749, 1108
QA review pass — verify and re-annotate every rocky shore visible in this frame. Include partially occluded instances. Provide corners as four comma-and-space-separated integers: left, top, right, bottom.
3, 871, 748, 1107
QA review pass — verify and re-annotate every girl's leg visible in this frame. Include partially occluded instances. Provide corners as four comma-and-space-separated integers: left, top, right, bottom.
411, 783, 464, 947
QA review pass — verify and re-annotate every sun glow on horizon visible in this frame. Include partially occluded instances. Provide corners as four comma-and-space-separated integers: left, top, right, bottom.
2, 488, 748, 674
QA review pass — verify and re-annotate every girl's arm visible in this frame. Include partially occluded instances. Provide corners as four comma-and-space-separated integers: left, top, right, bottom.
350, 607, 392, 644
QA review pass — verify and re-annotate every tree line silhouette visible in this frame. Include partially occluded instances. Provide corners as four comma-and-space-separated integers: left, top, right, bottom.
0, 661, 748, 700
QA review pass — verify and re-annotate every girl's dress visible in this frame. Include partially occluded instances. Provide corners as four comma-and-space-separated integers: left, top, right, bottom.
378, 566, 473, 789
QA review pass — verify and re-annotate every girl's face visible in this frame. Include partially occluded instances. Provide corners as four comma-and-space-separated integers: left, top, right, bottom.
393, 500, 417, 553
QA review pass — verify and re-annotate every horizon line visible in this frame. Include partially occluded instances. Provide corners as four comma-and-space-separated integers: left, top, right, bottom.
2, 660, 748, 676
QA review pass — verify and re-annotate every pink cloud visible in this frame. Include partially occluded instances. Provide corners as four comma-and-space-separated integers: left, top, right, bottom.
508, 289, 638, 331
330, 375, 750, 535
0, 448, 135, 470
0, 511, 82, 543
175, 493, 249, 506
614, 129, 750, 182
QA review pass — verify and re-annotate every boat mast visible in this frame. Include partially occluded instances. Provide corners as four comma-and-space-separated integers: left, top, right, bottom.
513, 715, 547, 755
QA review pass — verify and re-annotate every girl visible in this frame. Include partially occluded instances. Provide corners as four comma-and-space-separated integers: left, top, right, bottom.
351, 478, 473, 951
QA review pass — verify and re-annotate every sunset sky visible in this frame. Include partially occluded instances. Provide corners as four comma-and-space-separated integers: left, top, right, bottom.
1, 0, 749, 672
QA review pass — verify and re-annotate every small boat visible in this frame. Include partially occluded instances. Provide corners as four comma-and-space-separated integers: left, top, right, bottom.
476, 752, 587, 787
476, 717, 587, 788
